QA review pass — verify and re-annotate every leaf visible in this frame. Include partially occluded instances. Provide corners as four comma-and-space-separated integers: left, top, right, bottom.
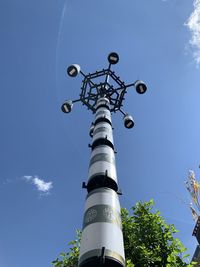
59, 252, 66, 257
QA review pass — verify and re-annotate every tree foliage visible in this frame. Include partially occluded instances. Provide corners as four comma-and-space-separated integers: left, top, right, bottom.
52, 230, 81, 267
121, 199, 195, 267
52, 200, 195, 267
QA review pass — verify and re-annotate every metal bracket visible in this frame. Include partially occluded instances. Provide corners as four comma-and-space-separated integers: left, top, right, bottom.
82, 182, 88, 189
100, 246, 105, 265
117, 189, 123, 195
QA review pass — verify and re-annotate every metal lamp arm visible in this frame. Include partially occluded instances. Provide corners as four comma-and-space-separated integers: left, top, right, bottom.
115, 82, 135, 92
72, 98, 82, 104
119, 108, 126, 116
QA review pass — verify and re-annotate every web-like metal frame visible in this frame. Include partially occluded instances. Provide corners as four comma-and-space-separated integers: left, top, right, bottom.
65, 53, 147, 117
80, 68, 129, 113
72, 65, 136, 115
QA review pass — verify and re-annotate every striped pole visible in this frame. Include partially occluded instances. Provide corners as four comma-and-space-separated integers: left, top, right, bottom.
78, 97, 125, 267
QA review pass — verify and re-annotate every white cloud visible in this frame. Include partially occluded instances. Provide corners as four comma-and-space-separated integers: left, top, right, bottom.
32, 177, 53, 192
185, 0, 200, 65
23, 175, 53, 195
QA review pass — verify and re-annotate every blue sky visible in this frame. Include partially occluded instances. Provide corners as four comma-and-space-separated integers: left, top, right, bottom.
1, 0, 200, 266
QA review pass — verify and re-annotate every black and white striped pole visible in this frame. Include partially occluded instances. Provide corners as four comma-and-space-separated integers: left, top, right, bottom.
62, 52, 147, 267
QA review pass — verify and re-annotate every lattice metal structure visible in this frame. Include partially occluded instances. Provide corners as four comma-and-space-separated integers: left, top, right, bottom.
62, 52, 147, 124
61, 52, 147, 267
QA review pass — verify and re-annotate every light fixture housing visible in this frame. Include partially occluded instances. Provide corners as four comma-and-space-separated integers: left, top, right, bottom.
61, 100, 73, 113
124, 114, 134, 129
108, 52, 119, 65
67, 64, 81, 77
135, 80, 147, 94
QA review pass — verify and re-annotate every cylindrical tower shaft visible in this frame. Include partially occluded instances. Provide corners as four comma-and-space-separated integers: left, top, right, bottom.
78, 97, 125, 267
87, 97, 118, 193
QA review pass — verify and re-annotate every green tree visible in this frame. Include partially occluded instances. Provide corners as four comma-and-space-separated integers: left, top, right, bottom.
52, 200, 195, 267
52, 230, 81, 267
121, 199, 195, 267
